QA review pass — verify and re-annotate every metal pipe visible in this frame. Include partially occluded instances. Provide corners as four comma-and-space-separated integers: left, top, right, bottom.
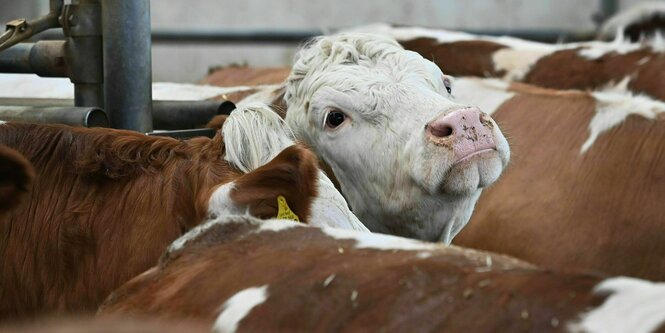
0, 41, 68, 77
151, 28, 322, 44
66, 0, 104, 108
152, 100, 235, 130
0, 106, 108, 127
101, 0, 153, 132
0, 98, 235, 130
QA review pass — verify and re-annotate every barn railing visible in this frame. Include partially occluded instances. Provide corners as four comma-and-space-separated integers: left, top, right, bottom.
0, 0, 233, 138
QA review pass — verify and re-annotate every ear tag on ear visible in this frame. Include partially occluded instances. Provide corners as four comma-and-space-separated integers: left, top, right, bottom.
277, 195, 300, 222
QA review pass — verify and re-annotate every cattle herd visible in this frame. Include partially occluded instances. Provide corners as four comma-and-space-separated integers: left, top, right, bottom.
0, 3, 665, 333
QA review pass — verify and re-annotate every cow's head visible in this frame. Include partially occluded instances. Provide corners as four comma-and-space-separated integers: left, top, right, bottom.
284, 33, 510, 243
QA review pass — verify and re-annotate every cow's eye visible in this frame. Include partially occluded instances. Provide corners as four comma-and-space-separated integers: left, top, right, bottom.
444, 78, 452, 94
325, 110, 346, 128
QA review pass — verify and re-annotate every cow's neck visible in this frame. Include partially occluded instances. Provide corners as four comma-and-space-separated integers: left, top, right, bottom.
323, 159, 481, 244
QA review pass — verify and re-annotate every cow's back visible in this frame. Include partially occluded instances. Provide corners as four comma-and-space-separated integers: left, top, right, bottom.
455, 85, 665, 280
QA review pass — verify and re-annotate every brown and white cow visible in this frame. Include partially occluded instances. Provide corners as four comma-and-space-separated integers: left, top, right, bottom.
0, 104, 366, 319
203, 69, 665, 280
351, 23, 665, 102
451, 78, 665, 281
100, 215, 665, 333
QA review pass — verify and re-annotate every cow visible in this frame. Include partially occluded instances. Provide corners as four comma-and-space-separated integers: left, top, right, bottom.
202, 69, 665, 280
350, 23, 665, 102
452, 78, 665, 281
100, 214, 665, 333
215, 33, 510, 245
0, 103, 366, 320
598, 1, 665, 42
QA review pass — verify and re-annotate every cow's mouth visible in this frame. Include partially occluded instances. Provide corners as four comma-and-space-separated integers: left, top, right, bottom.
451, 147, 498, 167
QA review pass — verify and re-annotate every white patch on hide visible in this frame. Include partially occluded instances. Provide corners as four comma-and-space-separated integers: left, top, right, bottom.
321, 227, 437, 251
568, 277, 665, 333
255, 218, 301, 233
452, 78, 515, 116
582, 78, 665, 153
214, 285, 269, 333
492, 48, 551, 81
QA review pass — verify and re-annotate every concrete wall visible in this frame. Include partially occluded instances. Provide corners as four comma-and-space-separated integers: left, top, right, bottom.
0, 0, 660, 82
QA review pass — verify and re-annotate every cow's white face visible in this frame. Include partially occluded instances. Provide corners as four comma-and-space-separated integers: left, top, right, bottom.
285, 33, 509, 243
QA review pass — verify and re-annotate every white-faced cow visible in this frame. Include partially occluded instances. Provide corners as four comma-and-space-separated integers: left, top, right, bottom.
0, 104, 366, 319
351, 23, 665, 102
234, 33, 510, 243
203, 67, 665, 280
100, 214, 665, 333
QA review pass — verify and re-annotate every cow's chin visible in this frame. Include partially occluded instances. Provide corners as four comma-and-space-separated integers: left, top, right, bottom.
439, 150, 504, 196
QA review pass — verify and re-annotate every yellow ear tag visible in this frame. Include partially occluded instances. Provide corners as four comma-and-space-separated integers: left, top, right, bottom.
277, 195, 300, 222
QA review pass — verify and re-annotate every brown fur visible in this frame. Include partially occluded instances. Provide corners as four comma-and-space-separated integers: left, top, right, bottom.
455, 83, 665, 280
100, 216, 609, 332
524, 48, 665, 101
201, 66, 291, 87
0, 145, 35, 211
0, 123, 320, 320
0, 316, 209, 333
392, 34, 665, 101
399, 38, 507, 77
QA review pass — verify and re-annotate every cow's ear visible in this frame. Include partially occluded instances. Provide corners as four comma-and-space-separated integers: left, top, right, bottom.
0, 145, 35, 211
229, 144, 319, 223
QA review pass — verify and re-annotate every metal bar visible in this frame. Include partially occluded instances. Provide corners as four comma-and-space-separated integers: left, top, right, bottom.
0, 98, 235, 130
151, 28, 322, 44
101, 0, 153, 132
0, 42, 68, 77
0, 105, 108, 127
34, 27, 601, 44
152, 100, 235, 130
67, 0, 104, 108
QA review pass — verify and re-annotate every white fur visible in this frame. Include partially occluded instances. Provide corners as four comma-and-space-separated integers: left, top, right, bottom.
308, 171, 370, 232
569, 277, 665, 333
222, 102, 295, 173
213, 285, 269, 333
582, 78, 665, 153
283, 32, 510, 242
599, 1, 665, 40
492, 48, 553, 81
452, 78, 515, 116
321, 226, 437, 251
221, 103, 367, 231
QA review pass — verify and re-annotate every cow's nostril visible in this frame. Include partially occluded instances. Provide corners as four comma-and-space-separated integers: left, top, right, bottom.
430, 125, 454, 138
